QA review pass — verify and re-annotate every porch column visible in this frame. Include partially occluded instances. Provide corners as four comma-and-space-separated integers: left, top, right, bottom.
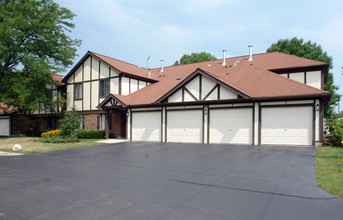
105, 109, 110, 139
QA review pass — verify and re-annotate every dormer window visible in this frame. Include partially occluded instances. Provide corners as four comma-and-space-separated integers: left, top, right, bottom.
100, 79, 110, 97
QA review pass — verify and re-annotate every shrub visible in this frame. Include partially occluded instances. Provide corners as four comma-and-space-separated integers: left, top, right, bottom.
74, 129, 115, 139
41, 135, 79, 143
58, 107, 82, 136
327, 119, 343, 146
41, 130, 62, 138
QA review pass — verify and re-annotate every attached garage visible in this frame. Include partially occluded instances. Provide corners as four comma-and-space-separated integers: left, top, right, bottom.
131, 111, 161, 142
166, 109, 203, 143
209, 107, 253, 144
0, 116, 10, 136
260, 105, 313, 146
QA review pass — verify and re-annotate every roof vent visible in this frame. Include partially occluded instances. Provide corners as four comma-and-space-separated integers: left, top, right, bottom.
222, 49, 226, 66
148, 69, 151, 78
248, 45, 253, 61
208, 64, 211, 67
160, 60, 164, 73
177, 77, 181, 80
234, 61, 240, 66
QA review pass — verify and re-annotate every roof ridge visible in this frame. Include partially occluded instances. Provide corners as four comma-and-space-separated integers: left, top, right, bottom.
89, 51, 148, 70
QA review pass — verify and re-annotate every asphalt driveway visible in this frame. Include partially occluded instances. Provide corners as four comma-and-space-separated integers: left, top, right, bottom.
0, 142, 342, 220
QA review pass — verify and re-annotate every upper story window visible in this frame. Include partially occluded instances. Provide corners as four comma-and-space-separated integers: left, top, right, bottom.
74, 83, 83, 100
100, 79, 110, 97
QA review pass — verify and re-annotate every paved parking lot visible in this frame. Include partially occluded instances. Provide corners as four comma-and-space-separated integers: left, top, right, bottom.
0, 142, 342, 220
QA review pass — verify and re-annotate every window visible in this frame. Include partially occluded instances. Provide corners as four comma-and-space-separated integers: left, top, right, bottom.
100, 79, 110, 97
101, 113, 106, 130
74, 83, 83, 100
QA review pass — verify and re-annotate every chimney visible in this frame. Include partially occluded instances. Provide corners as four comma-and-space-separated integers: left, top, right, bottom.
160, 60, 164, 73
248, 45, 253, 61
222, 49, 226, 66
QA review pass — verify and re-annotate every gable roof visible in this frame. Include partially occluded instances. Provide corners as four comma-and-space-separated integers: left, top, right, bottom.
66, 51, 330, 108
62, 51, 159, 83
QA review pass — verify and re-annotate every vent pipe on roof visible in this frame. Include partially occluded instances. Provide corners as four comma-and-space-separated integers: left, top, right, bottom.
148, 69, 151, 78
160, 60, 164, 73
248, 45, 253, 61
222, 49, 226, 66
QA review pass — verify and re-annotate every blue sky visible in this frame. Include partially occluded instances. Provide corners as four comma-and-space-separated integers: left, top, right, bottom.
56, 0, 343, 110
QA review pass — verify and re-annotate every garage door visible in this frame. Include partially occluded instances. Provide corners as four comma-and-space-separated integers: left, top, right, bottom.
132, 111, 161, 142
209, 108, 252, 144
167, 110, 202, 143
0, 117, 10, 136
261, 106, 313, 146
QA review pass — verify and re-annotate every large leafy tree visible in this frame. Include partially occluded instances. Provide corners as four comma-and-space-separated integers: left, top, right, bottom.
0, 0, 81, 114
174, 52, 217, 65
266, 37, 340, 119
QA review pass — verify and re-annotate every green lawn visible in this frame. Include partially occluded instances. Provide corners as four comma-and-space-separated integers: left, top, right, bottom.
315, 146, 343, 198
0, 137, 105, 154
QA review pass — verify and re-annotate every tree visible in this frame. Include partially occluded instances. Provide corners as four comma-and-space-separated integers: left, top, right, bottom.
58, 107, 82, 136
174, 52, 217, 65
0, 0, 81, 114
266, 37, 341, 119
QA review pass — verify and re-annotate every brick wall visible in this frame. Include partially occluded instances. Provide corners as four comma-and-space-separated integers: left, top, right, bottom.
82, 114, 99, 130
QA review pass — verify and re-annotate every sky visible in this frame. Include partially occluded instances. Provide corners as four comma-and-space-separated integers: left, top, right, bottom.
56, 0, 343, 111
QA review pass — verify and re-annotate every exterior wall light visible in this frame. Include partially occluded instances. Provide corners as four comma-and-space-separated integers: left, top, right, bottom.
204, 108, 208, 115
316, 104, 320, 111
126, 111, 129, 117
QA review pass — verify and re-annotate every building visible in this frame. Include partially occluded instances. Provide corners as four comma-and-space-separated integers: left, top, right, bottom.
0, 75, 65, 136
61, 49, 331, 146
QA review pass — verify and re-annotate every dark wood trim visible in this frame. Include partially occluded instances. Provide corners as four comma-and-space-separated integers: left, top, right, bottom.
217, 84, 220, 100
319, 99, 324, 142
119, 76, 122, 95
199, 75, 202, 100
252, 102, 255, 146
137, 79, 139, 91
208, 105, 252, 110
166, 108, 204, 112
130, 109, 132, 142
82, 64, 84, 111
131, 109, 162, 113
98, 60, 101, 80
155, 70, 249, 103
184, 87, 198, 101
270, 64, 329, 74
73, 73, 76, 107
258, 103, 261, 145
312, 99, 316, 146
207, 107, 210, 144
304, 72, 307, 84
182, 87, 185, 102
287, 73, 290, 78
161, 108, 163, 143
105, 109, 110, 139
129, 78, 131, 94
203, 84, 219, 101
202, 105, 205, 144
165, 109, 168, 142
321, 70, 325, 90
76, 110, 105, 114
90, 56, 92, 110
65, 76, 120, 85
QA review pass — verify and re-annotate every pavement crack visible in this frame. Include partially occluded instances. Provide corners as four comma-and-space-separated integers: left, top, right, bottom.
169, 179, 336, 200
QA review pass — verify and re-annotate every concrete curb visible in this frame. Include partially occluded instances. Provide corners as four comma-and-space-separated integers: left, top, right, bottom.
0, 151, 24, 156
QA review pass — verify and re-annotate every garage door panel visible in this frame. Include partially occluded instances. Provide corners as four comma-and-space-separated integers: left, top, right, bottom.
261, 106, 312, 146
167, 110, 202, 143
210, 108, 252, 144
132, 112, 161, 142
0, 118, 10, 136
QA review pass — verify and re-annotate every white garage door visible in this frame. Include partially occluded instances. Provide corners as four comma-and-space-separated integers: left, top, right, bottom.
261, 106, 313, 146
209, 108, 252, 144
132, 111, 161, 142
167, 110, 202, 143
0, 117, 10, 136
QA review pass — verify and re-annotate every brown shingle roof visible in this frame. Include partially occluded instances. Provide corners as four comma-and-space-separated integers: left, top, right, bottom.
0, 103, 13, 114
107, 52, 329, 106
